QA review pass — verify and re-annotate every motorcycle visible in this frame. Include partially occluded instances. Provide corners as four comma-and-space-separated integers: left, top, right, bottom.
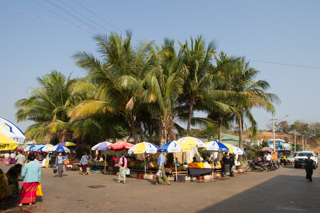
245, 158, 269, 172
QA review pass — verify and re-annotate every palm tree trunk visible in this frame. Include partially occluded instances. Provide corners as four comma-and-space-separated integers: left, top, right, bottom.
238, 115, 243, 161
160, 121, 167, 146
186, 101, 195, 136
137, 116, 145, 142
130, 119, 139, 144
218, 114, 223, 143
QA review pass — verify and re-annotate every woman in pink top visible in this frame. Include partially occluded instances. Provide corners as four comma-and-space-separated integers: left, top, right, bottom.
117, 153, 127, 184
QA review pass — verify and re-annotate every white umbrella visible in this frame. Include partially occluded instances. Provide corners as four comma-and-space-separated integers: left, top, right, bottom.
91, 141, 113, 173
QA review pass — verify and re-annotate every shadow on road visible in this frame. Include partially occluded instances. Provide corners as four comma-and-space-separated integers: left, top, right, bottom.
199, 174, 320, 213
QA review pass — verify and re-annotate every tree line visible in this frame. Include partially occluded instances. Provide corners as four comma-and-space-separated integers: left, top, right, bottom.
15, 32, 280, 148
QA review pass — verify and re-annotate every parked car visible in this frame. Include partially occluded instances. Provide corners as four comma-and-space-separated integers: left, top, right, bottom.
294, 151, 318, 168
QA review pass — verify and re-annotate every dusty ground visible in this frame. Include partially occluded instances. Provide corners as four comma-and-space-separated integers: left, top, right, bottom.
1, 161, 320, 213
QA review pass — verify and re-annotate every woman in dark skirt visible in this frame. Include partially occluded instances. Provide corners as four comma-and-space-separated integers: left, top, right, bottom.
302, 154, 316, 182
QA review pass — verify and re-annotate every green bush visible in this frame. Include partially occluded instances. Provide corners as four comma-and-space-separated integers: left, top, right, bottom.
75, 147, 90, 159
246, 151, 255, 160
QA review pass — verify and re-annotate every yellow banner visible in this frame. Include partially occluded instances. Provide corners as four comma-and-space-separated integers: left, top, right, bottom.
271, 151, 278, 161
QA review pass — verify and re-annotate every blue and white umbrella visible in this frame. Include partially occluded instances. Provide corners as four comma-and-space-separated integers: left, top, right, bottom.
204, 141, 229, 152
31, 145, 45, 152
159, 141, 191, 181
24, 145, 35, 151
49, 145, 70, 153
40, 144, 54, 152
91, 141, 112, 151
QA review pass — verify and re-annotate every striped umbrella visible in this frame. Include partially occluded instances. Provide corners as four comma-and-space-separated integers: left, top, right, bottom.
31, 145, 45, 152
41, 144, 54, 152
49, 145, 70, 153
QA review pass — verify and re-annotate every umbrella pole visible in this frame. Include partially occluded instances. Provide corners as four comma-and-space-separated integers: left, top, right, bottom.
175, 152, 177, 182
144, 153, 146, 176
104, 149, 106, 174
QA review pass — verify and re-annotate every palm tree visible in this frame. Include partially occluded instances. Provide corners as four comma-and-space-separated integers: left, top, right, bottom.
71, 31, 154, 143
231, 57, 281, 150
15, 70, 74, 141
143, 38, 186, 146
178, 36, 224, 136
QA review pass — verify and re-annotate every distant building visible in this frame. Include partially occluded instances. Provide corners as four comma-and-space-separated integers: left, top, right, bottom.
269, 139, 291, 150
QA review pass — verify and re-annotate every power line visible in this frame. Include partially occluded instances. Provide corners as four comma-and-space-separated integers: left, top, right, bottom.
57, 0, 111, 33
72, 0, 124, 34
43, 0, 100, 32
29, 0, 93, 35
0, 5, 106, 35
247, 59, 320, 70
1, 5, 320, 71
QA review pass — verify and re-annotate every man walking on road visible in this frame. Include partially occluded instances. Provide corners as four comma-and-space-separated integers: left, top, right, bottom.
154, 150, 170, 185
15, 151, 26, 166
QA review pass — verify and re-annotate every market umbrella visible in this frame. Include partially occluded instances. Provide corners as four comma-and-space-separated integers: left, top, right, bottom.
128, 142, 159, 175
223, 143, 247, 155
25, 145, 35, 152
40, 144, 53, 152
17, 146, 26, 152
262, 147, 273, 152
91, 142, 112, 151
92, 141, 113, 173
178, 137, 205, 148
31, 145, 45, 152
107, 141, 134, 151
49, 145, 70, 153
56, 142, 80, 147
159, 140, 191, 181
0, 133, 19, 151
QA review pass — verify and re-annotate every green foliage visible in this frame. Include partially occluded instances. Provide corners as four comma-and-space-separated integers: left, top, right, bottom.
199, 151, 212, 162
246, 151, 255, 160
296, 144, 303, 151
75, 147, 90, 159
261, 140, 269, 147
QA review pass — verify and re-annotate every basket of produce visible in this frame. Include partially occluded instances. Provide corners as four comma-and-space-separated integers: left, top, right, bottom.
63, 159, 70, 165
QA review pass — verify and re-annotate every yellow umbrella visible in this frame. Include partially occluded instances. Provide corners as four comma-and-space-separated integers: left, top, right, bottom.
0, 133, 19, 151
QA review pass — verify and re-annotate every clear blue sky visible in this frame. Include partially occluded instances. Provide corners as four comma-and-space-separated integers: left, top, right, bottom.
1, 0, 319, 133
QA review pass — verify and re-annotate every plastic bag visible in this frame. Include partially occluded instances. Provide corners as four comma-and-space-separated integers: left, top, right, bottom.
125, 168, 130, 175
36, 184, 43, 197
231, 166, 235, 173
156, 170, 162, 177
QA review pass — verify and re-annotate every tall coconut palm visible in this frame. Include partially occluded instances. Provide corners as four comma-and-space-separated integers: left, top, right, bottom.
178, 36, 226, 136
143, 38, 186, 146
231, 57, 281, 150
15, 70, 74, 141
71, 31, 154, 143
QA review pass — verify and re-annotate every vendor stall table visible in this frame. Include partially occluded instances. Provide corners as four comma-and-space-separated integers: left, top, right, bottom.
188, 168, 215, 181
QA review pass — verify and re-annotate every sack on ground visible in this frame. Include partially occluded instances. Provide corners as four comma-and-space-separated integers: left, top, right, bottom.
156, 170, 162, 177
36, 184, 43, 197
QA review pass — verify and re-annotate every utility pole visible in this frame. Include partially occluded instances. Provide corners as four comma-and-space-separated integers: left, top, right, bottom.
305, 137, 307, 151
272, 115, 276, 151
294, 130, 297, 152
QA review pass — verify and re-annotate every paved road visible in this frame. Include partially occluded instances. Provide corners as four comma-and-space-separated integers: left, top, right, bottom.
1, 163, 320, 213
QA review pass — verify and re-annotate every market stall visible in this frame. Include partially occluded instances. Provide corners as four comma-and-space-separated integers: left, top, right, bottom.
159, 140, 191, 181
91, 141, 112, 172
128, 142, 159, 175
0, 133, 19, 151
